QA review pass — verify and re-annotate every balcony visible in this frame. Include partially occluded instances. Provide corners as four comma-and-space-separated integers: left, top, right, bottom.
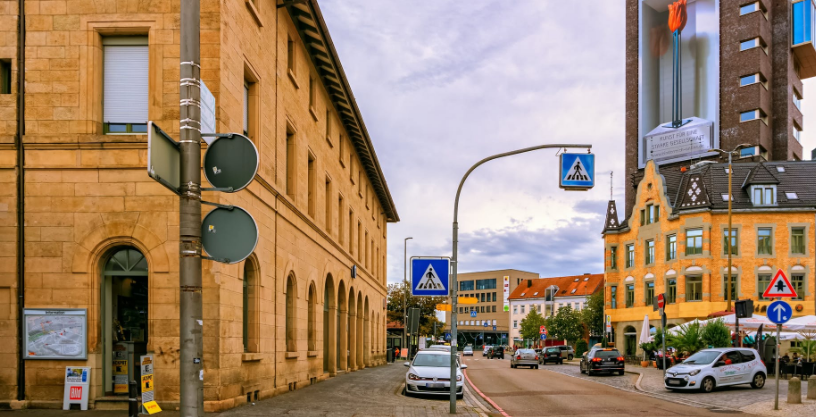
793, 0, 816, 78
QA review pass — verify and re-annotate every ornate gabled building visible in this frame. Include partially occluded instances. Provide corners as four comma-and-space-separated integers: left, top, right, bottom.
603, 160, 815, 356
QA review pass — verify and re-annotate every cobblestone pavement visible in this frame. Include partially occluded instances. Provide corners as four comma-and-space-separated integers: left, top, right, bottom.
4, 364, 493, 417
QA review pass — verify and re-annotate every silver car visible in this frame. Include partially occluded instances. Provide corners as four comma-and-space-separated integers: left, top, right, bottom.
510, 348, 539, 369
404, 350, 466, 398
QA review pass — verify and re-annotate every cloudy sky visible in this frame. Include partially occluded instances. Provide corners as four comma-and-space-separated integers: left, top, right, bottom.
319, 1, 816, 284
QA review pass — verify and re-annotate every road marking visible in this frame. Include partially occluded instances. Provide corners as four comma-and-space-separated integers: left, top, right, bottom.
462, 369, 512, 417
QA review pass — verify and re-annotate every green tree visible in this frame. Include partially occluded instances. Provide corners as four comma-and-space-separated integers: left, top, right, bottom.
581, 291, 605, 337
546, 305, 583, 346
667, 321, 705, 355
520, 307, 546, 343
701, 319, 731, 348
386, 283, 445, 335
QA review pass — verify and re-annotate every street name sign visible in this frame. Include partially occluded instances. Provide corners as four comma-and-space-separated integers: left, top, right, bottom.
410, 257, 450, 296
762, 269, 798, 298
147, 121, 181, 194
201, 206, 259, 264
559, 153, 595, 190
768, 301, 792, 325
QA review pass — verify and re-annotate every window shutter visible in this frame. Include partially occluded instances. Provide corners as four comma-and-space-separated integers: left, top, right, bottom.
103, 45, 148, 124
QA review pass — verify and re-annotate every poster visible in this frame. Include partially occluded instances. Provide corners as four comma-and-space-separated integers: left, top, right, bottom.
503, 276, 510, 312
113, 359, 128, 394
24, 309, 87, 360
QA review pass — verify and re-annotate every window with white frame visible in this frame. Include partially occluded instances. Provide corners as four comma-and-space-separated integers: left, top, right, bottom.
513, 320, 518, 329
751, 186, 776, 206
103, 36, 148, 133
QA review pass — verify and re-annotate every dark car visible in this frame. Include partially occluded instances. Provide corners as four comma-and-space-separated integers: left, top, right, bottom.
580, 348, 625, 376
487, 346, 505, 360
540, 347, 563, 365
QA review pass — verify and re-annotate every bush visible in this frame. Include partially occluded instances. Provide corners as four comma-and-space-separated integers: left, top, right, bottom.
575, 339, 588, 357
701, 319, 731, 348
668, 321, 705, 355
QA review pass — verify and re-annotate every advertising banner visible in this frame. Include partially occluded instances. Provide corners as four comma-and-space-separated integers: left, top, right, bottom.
63, 367, 90, 410
503, 276, 510, 312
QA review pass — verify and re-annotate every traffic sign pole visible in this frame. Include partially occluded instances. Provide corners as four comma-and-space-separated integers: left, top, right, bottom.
448, 143, 591, 414
775, 322, 781, 410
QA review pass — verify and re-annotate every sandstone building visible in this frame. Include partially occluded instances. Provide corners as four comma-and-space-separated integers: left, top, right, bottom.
0, 0, 398, 410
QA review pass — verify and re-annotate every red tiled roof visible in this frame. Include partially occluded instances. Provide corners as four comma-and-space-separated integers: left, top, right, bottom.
508, 273, 603, 300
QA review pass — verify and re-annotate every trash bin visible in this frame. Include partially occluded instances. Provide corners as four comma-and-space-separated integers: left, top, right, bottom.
386, 348, 394, 363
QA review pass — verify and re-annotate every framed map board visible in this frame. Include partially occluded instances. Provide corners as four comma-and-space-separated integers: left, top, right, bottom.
24, 309, 87, 360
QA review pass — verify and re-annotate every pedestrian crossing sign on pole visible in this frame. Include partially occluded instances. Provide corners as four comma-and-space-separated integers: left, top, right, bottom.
411, 257, 450, 297
762, 269, 798, 298
559, 153, 595, 190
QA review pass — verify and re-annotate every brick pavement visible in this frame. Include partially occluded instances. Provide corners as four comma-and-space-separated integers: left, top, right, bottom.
3, 363, 491, 417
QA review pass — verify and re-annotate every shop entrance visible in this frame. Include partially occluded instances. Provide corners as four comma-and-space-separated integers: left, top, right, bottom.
102, 248, 149, 395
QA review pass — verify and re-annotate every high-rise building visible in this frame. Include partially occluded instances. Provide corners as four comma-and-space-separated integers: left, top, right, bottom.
624, 0, 813, 216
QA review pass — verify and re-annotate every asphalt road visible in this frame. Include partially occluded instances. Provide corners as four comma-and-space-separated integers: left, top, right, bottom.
461, 356, 741, 417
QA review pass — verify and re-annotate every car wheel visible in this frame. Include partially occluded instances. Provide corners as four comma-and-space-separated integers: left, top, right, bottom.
587, 370, 594, 377
403, 386, 410, 397
568, 354, 573, 361
700, 377, 715, 393
751, 372, 766, 389
618, 370, 625, 376
457, 393, 463, 400
510, 363, 515, 368
535, 365, 539, 369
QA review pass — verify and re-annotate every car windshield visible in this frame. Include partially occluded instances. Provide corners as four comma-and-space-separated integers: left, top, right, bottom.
412, 354, 451, 367
594, 350, 620, 359
463, 347, 472, 351
682, 351, 721, 365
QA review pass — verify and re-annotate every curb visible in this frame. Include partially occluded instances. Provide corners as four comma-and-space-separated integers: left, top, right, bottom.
462, 369, 512, 417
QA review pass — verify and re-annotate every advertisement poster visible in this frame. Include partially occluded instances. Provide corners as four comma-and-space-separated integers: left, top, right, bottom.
503, 276, 510, 312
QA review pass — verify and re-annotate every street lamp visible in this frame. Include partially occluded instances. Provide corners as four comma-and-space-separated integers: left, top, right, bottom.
403, 237, 413, 356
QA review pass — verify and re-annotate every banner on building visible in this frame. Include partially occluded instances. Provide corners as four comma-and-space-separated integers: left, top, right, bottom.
503, 276, 510, 312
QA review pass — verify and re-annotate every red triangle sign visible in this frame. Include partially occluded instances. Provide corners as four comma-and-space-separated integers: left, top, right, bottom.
762, 269, 797, 298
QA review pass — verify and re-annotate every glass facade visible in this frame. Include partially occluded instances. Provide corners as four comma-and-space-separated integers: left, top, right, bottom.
475, 279, 497, 290
460, 281, 474, 291
793, 0, 815, 46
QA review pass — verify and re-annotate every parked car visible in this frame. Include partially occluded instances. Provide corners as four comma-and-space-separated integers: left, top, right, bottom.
487, 346, 505, 360
557, 345, 575, 360
540, 347, 563, 365
462, 346, 473, 356
511, 348, 539, 369
404, 350, 466, 399
664, 348, 766, 393
482, 345, 492, 357
580, 348, 624, 376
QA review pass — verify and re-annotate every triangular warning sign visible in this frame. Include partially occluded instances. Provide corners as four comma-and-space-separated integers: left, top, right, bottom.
415, 264, 445, 291
563, 157, 591, 182
762, 269, 797, 298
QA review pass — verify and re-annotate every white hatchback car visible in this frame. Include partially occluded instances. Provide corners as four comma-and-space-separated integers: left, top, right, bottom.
664, 348, 766, 393
404, 350, 466, 398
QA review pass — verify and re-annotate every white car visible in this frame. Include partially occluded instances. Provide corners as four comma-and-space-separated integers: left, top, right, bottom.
404, 350, 466, 398
462, 346, 473, 356
664, 348, 766, 393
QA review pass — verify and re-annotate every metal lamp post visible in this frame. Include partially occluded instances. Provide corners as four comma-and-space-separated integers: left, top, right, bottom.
448, 143, 591, 414
403, 237, 413, 356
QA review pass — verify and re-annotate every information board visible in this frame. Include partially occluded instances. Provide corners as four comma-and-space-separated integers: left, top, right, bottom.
24, 309, 87, 360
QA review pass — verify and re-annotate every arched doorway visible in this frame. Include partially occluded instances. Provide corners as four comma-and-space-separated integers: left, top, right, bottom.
348, 287, 356, 370
337, 281, 347, 370
323, 274, 336, 374
623, 325, 637, 356
102, 247, 149, 396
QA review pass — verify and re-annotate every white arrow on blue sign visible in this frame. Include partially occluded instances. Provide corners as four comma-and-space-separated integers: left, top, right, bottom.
540, 334, 547, 340
410, 256, 450, 297
768, 300, 793, 324
559, 153, 595, 190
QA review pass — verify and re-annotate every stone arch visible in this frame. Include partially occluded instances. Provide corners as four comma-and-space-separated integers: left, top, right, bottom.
285, 272, 298, 352
364, 296, 371, 367
243, 254, 261, 353
348, 286, 357, 370
308, 282, 317, 352
337, 280, 348, 371
356, 291, 364, 369
323, 274, 337, 374
73, 214, 169, 274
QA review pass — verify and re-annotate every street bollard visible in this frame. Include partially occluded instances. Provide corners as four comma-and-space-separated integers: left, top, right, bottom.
809, 375, 816, 400
787, 377, 802, 404
128, 380, 139, 417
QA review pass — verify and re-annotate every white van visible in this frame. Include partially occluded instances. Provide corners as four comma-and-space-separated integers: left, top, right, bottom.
664, 348, 766, 393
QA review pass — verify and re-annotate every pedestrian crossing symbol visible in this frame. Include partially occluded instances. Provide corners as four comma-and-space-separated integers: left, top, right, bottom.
411, 257, 450, 297
559, 153, 595, 190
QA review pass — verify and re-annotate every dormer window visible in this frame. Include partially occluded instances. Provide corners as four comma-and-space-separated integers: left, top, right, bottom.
786, 192, 799, 200
751, 185, 776, 206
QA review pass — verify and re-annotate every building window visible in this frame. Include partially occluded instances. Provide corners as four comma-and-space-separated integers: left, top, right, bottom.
757, 227, 773, 255
357, 221, 362, 262
645, 240, 655, 265
492, 292, 497, 302
286, 126, 296, 198
307, 284, 317, 351
723, 228, 738, 255
103, 37, 149, 134
492, 305, 496, 313
460, 281, 474, 291
307, 152, 316, 217
792, 274, 805, 300
324, 177, 333, 233
752, 186, 775, 206
287, 36, 296, 75
480, 293, 485, 303
308, 76, 316, 117
793, 0, 816, 46
686, 276, 703, 302
610, 246, 618, 270
794, 90, 803, 110
521, 305, 525, 314
625, 244, 634, 268
243, 259, 259, 352
740, 2, 764, 16
794, 123, 802, 142
513, 320, 518, 329
326, 110, 333, 145
0, 59, 10, 94
666, 278, 676, 304
740, 37, 766, 52
648, 205, 659, 224
285, 274, 297, 352
350, 157, 356, 184
625, 284, 635, 308
610, 286, 617, 309
348, 209, 354, 254
513, 306, 517, 314
792, 227, 806, 254
480, 306, 485, 313
740, 109, 767, 124
645, 281, 654, 304
339, 135, 346, 167
666, 234, 677, 260
758, 274, 772, 300
686, 228, 703, 255
739, 73, 766, 88
723, 274, 738, 302
475, 279, 497, 290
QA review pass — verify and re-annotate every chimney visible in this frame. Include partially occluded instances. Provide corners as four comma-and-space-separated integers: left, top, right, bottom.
527, 279, 532, 288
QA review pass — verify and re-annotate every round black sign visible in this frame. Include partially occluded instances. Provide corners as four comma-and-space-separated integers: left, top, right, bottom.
203, 134, 259, 192
201, 206, 258, 264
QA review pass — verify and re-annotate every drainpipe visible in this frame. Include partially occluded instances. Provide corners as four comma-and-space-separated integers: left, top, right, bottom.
16, 0, 26, 402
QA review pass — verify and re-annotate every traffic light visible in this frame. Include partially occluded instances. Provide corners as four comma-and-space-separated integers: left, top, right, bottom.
734, 299, 753, 318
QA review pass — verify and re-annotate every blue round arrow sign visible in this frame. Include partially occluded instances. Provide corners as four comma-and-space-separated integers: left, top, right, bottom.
768, 300, 792, 324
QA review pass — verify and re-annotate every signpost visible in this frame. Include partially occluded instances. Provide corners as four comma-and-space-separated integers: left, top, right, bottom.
764, 271, 797, 411
410, 257, 450, 297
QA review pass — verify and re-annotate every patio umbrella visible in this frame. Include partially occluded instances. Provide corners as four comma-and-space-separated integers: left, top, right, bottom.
786, 315, 816, 331
639, 315, 651, 360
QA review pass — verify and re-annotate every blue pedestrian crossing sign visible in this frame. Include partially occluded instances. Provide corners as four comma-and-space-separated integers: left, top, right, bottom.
470, 311, 477, 318
559, 153, 595, 190
410, 257, 450, 297
768, 300, 792, 324
444, 333, 452, 341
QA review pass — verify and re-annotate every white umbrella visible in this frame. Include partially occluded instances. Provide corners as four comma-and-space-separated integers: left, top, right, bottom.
785, 315, 816, 331
639, 315, 651, 360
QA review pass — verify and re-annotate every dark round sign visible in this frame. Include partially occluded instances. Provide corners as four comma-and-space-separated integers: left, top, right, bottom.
201, 206, 258, 264
203, 134, 259, 192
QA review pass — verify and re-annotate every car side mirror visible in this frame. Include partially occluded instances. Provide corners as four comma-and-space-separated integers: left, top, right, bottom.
461, 364, 468, 369
404, 362, 410, 367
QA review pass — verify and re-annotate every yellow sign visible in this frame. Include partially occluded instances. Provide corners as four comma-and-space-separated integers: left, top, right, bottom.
141, 374, 154, 392
435, 304, 451, 311
143, 401, 162, 414
458, 297, 478, 304
113, 360, 128, 375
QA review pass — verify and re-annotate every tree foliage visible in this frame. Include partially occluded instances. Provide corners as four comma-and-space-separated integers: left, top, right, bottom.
520, 307, 546, 342
581, 291, 605, 337
667, 321, 706, 354
701, 319, 731, 348
386, 283, 445, 335
544, 305, 583, 345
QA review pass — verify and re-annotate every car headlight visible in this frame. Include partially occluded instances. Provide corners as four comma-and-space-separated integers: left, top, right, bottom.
689, 369, 700, 376
408, 373, 420, 381
456, 375, 462, 382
